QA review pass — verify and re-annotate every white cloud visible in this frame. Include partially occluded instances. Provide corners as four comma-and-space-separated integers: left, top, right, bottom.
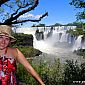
19, 13, 42, 19
27, 14, 34, 18
35, 14, 42, 19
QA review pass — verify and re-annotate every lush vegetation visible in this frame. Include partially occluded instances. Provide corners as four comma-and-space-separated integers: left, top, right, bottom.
12, 33, 33, 46
66, 21, 85, 28
70, 0, 85, 20
66, 28, 85, 36
17, 46, 42, 58
63, 60, 85, 85
16, 56, 85, 85
74, 49, 85, 58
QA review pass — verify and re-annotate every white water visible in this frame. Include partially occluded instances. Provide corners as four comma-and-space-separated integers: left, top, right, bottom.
16, 26, 85, 63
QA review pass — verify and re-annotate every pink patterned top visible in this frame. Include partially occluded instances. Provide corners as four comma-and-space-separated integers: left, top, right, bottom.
0, 53, 17, 85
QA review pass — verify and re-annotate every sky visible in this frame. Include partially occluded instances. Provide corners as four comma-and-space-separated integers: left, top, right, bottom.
0, 0, 83, 27
22, 0, 81, 27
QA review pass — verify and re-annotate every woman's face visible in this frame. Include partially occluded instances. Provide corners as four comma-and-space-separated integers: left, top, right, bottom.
0, 35, 10, 50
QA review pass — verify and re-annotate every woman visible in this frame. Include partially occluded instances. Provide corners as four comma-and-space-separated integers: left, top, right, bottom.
0, 25, 45, 85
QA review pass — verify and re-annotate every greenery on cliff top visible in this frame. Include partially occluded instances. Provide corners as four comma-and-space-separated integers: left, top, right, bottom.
66, 28, 85, 36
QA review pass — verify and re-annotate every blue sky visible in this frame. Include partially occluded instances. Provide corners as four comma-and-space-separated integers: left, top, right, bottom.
0, 0, 83, 27
21, 0, 82, 27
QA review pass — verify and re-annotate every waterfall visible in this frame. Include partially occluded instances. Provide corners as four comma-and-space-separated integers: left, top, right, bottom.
15, 26, 85, 63
16, 26, 85, 55
72, 35, 83, 51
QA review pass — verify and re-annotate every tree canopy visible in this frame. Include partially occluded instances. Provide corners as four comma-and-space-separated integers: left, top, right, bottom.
0, 0, 48, 25
70, 0, 85, 20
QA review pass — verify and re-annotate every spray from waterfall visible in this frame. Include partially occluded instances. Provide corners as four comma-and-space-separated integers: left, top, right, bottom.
16, 26, 85, 55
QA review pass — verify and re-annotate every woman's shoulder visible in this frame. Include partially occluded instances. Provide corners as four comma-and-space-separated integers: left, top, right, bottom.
8, 47, 18, 59
8, 47, 17, 52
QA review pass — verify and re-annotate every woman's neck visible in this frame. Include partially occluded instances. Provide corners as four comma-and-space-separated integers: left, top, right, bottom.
0, 47, 8, 55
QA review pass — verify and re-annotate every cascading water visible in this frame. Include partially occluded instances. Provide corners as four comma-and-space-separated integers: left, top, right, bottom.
33, 26, 79, 54
72, 35, 83, 51
16, 26, 85, 63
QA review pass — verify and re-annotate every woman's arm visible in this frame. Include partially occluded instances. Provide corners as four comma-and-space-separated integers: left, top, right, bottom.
16, 48, 45, 85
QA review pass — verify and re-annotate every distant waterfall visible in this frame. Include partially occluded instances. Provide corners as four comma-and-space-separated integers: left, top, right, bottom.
34, 26, 85, 52
16, 26, 85, 63
72, 35, 83, 51
16, 26, 85, 55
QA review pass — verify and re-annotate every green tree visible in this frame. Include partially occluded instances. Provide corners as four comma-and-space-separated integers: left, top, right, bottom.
66, 21, 84, 28
0, 0, 48, 25
53, 23, 62, 26
63, 60, 85, 85
70, 0, 85, 20
36, 23, 45, 27
66, 28, 85, 36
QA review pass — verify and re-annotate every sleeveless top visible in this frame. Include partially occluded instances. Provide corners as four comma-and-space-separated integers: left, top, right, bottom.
0, 48, 17, 85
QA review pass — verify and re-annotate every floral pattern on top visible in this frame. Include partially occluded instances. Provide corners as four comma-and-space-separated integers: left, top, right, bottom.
0, 54, 17, 85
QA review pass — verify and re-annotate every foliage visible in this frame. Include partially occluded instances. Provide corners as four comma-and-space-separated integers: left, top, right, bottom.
63, 60, 80, 84
12, 33, 33, 46
69, 0, 85, 20
63, 60, 85, 85
49, 21, 85, 27
16, 58, 64, 85
74, 49, 85, 57
66, 28, 85, 36
16, 63, 30, 84
37, 23, 45, 27
16, 46, 42, 58
16, 53, 85, 85
52, 23, 62, 26
34, 58, 64, 85
14, 42, 85, 85
0, 0, 48, 25
66, 21, 84, 28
